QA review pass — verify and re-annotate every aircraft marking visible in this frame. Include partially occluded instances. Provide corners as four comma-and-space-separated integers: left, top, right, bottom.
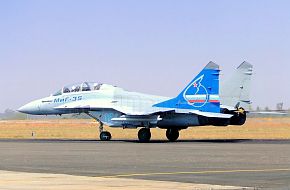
53, 96, 83, 103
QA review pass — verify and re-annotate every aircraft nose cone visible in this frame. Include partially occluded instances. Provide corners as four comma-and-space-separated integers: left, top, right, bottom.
17, 105, 28, 113
17, 101, 39, 114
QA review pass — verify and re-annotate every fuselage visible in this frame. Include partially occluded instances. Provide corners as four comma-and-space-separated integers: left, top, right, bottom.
18, 83, 208, 128
18, 84, 168, 115
19, 83, 165, 118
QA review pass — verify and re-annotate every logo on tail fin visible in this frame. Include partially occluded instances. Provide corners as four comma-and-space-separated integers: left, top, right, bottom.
183, 75, 209, 107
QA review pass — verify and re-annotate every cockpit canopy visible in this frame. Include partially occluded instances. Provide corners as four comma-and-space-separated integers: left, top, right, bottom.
53, 82, 104, 96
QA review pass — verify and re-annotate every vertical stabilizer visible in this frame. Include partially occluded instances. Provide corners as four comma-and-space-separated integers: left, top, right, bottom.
154, 62, 221, 113
220, 61, 253, 111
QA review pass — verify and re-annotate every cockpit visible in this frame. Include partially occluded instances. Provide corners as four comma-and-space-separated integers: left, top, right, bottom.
53, 82, 105, 96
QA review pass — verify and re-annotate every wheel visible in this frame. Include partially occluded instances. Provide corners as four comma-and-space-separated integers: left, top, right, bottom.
138, 128, 151, 142
166, 128, 179, 142
100, 131, 112, 141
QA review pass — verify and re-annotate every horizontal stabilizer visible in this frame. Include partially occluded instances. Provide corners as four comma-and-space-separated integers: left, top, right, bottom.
173, 109, 233, 118
189, 110, 233, 118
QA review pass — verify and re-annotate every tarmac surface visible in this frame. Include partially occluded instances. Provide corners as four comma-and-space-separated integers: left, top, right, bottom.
0, 139, 289, 189
0, 170, 249, 190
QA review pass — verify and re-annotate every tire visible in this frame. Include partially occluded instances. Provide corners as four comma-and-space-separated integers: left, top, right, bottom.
138, 128, 151, 142
100, 131, 112, 141
166, 128, 179, 142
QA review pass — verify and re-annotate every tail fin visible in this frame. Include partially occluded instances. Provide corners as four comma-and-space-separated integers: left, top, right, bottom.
220, 61, 253, 111
154, 61, 221, 113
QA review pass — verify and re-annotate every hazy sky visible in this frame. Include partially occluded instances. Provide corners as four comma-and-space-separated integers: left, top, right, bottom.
1, 0, 290, 112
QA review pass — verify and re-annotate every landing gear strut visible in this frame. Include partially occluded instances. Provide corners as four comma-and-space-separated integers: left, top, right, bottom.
98, 121, 111, 141
85, 112, 112, 141
138, 128, 151, 142
166, 128, 179, 142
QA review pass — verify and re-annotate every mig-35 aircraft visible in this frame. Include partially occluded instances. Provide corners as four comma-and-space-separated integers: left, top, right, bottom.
18, 62, 252, 142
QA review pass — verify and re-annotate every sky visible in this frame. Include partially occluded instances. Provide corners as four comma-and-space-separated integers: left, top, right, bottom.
0, 0, 290, 112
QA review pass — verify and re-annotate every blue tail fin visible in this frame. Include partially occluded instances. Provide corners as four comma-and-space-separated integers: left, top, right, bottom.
154, 62, 221, 113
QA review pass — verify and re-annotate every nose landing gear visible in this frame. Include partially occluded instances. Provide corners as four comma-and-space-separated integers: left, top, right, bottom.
85, 112, 112, 141
98, 121, 112, 141
100, 131, 112, 141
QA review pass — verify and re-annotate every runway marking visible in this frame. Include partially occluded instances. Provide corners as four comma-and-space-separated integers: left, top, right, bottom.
100, 168, 290, 178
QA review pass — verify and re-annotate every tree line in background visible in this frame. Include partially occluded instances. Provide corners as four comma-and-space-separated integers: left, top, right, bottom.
249, 103, 286, 112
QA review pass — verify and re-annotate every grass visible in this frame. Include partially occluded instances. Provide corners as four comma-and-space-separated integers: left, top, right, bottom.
0, 118, 290, 140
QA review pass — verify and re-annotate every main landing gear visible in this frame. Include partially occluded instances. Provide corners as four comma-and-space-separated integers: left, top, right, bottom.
166, 128, 179, 142
137, 128, 180, 142
138, 128, 151, 142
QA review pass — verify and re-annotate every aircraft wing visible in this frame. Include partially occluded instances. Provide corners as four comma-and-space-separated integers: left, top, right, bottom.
111, 115, 162, 122
109, 106, 233, 119
108, 109, 232, 128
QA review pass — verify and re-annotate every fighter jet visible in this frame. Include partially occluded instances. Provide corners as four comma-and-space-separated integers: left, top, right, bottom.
18, 62, 249, 142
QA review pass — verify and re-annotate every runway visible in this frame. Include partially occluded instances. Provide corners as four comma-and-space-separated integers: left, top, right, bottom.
0, 139, 289, 189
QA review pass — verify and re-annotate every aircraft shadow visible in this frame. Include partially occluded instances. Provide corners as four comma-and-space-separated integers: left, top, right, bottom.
120, 139, 252, 143
0, 138, 252, 144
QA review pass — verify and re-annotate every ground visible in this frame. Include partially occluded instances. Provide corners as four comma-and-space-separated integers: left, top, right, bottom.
0, 118, 290, 189
0, 117, 289, 140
